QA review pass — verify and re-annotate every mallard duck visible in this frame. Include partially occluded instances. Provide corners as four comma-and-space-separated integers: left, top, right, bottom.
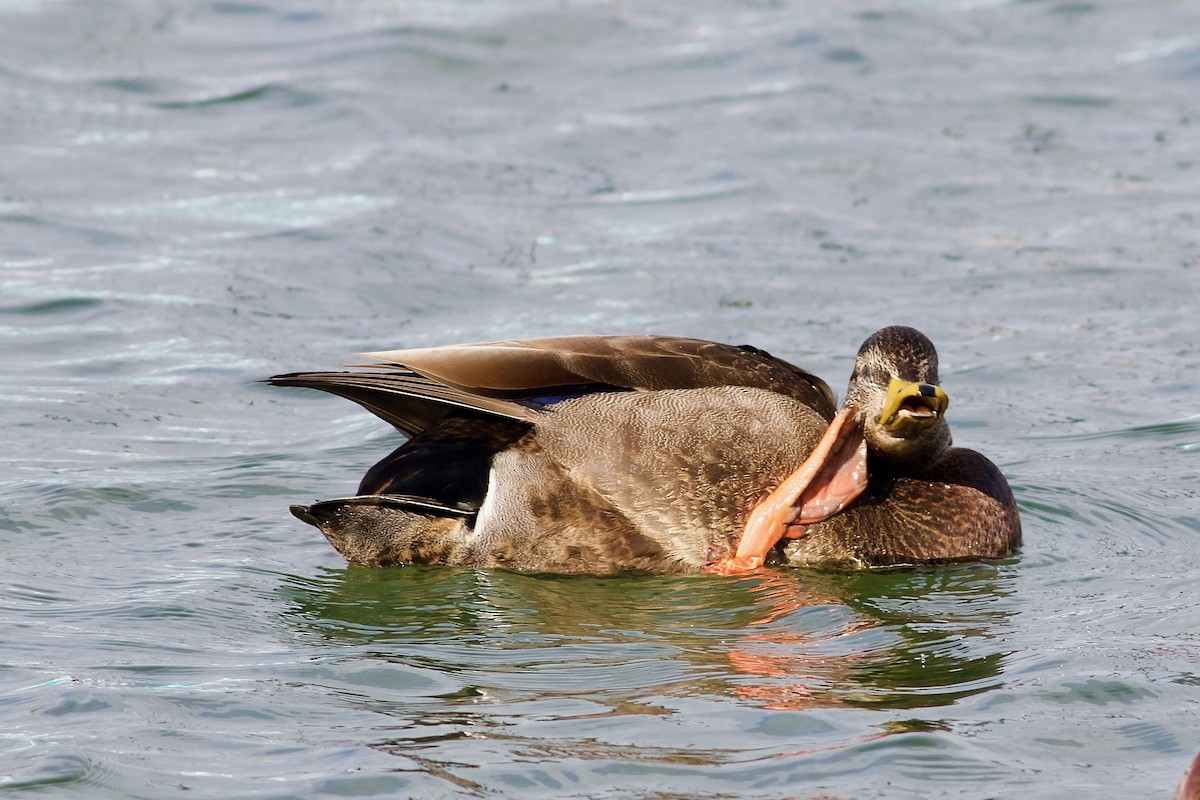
267, 326, 1020, 574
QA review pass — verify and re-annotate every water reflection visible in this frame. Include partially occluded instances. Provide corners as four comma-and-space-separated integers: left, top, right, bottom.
280, 561, 1017, 715
273, 563, 1019, 788
725, 567, 1015, 710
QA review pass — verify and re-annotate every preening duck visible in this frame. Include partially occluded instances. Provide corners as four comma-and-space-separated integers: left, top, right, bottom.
267, 326, 1020, 574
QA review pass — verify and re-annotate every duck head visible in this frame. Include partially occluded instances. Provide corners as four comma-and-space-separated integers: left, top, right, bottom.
710, 326, 958, 574
843, 326, 951, 472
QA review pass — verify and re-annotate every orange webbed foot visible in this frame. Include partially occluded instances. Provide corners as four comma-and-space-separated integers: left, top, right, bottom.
704, 555, 766, 575
724, 406, 867, 570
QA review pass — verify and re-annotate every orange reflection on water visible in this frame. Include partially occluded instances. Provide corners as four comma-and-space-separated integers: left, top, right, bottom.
725, 571, 880, 711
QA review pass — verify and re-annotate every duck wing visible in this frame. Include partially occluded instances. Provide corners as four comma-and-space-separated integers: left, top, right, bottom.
265, 369, 536, 436
270, 335, 835, 439
364, 335, 835, 412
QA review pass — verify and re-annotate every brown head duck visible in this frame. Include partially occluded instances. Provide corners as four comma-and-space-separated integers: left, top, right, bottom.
267, 326, 1020, 574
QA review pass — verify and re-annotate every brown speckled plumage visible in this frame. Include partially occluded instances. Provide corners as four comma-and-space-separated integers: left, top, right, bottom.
786, 448, 1021, 567
268, 329, 1021, 574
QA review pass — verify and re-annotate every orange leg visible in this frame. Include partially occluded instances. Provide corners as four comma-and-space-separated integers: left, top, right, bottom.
705, 406, 864, 575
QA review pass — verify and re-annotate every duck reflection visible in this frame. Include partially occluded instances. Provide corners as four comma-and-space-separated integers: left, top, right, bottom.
724, 566, 1015, 710
280, 561, 1016, 713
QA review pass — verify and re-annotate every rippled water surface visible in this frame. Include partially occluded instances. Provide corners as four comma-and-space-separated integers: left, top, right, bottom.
3, 1, 1199, 797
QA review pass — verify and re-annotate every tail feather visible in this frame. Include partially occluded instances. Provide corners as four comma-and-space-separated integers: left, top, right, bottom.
291, 495, 474, 567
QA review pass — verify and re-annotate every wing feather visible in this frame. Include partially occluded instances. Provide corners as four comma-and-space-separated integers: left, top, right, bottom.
265, 370, 535, 436
270, 334, 835, 438
363, 335, 835, 412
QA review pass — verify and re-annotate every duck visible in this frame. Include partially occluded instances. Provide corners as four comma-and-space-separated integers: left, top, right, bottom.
267, 326, 1020, 575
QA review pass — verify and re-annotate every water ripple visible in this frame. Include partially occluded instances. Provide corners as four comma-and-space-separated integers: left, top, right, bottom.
577, 179, 758, 207
90, 190, 395, 229
4, 0, 1200, 797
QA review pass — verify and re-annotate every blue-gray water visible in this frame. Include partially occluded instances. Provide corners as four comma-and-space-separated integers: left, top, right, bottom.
2, 1, 1198, 797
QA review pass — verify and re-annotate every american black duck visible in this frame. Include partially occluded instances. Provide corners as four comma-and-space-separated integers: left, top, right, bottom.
267, 326, 1020, 574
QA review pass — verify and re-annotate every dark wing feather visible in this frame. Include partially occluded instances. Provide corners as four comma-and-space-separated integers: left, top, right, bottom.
363, 335, 836, 415
270, 335, 835, 439
265, 369, 536, 437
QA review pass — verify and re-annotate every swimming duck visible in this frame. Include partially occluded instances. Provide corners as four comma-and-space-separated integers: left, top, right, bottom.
267, 326, 1020, 574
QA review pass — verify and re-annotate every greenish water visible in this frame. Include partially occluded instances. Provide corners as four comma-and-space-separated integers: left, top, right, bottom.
2, 1, 1199, 797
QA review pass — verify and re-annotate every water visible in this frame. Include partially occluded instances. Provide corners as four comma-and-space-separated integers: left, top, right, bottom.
2, 0, 1198, 797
